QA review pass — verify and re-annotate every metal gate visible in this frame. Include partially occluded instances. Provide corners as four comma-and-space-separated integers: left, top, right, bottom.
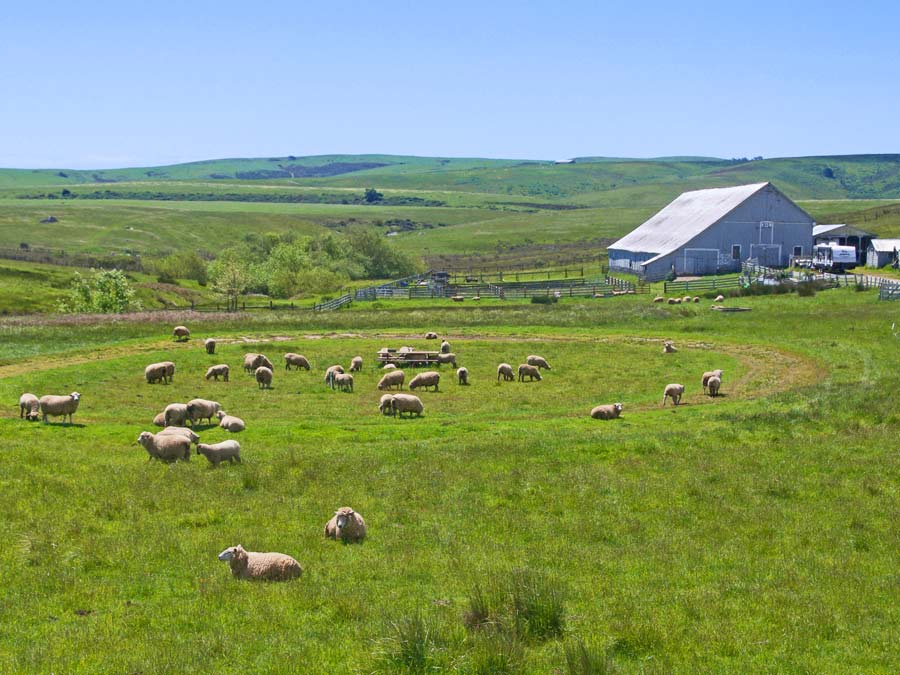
683, 249, 719, 275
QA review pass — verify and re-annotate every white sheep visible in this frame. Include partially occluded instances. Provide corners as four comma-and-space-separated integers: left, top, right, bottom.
205, 364, 230, 381
590, 403, 623, 420
284, 353, 311, 370
334, 372, 354, 392
349, 356, 363, 372
217, 410, 246, 432
243, 353, 260, 374
186, 398, 222, 425
137, 431, 190, 461
152, 411, 166, 427
683, 296, 692, 303
497, 363, 515, 382
701, 369, 724, 394
409, 371, 440, 392
457, 367, 469, 385
526, 355, 551, 370
204, 338, 216, 355
255, 366, 273, 390
653, 296, 665, 303
157, 426, 200, 443
173, 325, 190, 341
197, 440, 242, 466
707, 376, 722, 397
324, 507, 366, 543
164, 402, 189, 427
436, 353, 457, 368
217, 545, 302, 581
377, 369, 405, 390
382, 363, 397, 370
714, 294, 725, 302
440, 340, 451, 354
391, 393, 424, 418
39, 392, 81, 424
517, 364, 542, 382
425, 331, 438, 340
663, 341, 677, 354
19, 393, 40, 421
663, 383, 685, 406
378, 394, 395, 416
693, 297, 700, 303
324, 364, 345, 389
144, 361, 175, 385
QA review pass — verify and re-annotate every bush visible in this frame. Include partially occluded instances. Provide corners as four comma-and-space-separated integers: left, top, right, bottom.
58, 269, 141, 314
531, 295, 558, 304
796, 282, 817, 297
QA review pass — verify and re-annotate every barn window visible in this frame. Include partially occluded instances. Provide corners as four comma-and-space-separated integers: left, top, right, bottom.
731, 245, 741, 260
793, 245, 803, 257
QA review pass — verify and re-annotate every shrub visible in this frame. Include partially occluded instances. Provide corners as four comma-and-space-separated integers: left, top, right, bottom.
796, 282, 817, 297
531, 295, 558, 304
58, 269, 141, 314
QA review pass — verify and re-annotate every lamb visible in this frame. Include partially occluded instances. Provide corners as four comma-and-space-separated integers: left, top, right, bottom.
590, 403, 624, 420
517, 364, 542, 382
197, 440, 242, 466
349, 356, 363, 372
217, 410, 246, 432
164, 402, 189, 427
324, 507, 367, 543
255, 366, 273, 390
173, 325, 190, 341
497, 363, 515, 382
436, 352, 457, 368
205, 364, 230, 381
377, 369, 405, 390
526, 355, 551, 370
186, 398, 222, 425
204, 338, 216, 355
137, 431, 190, 461
284, 353, 311, 371
378, 394, 395, 416
157, 426, 200, 444
662, 383, 685, 406
457, 367, 469, 385
663, 341, 677, 354
19, 393, 40, 421
243, 353, 260, 374
714, 294, 725, 302
144, 361, 175, 384
440, 340, 451, 354
334, 372, 354, 392
39, 392, 81, 424
217, 545, 302, 581
382, 363, 397, 370
152, 412, 166, 427
707, 376, 721, 397
425, 331, 438, 340
409, 371, 440, 392
391, 393, 424, 418
701, 369, 724, 394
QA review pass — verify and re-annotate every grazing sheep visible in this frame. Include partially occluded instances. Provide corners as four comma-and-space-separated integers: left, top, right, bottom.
425, 331, 438, 340
255, 366, 274, 390
334, 372, 354, 392
590, 403, 624, 420
205, 364, 230, 381
409, 371, 440, 392
701, 369, 724, 394
217, 410, 246, 432
152, 412, 166, 427
19, 393, 40, 421
714, 294, 725, 302
137, 431, 190, 461
173, 325, 190, 342
440, 340, 451, 354
436, 352, 457, 368
526, 355, 551, 370
204, 338, 216, 355
707, 376, 721, 397
349, 356, 363, 372
653, 296, 665, 303
284, 353, 311, 371
39, 392, 81, 424
517, 364, 542, 382
497, 363, 515, 382
186, 398, 222, 425
382, 363, 397, 370
217, 545, 302, 581
253, 354, 274, 371
378, 394, 395, 416
243, 353, 260, 374
663, 341, 677, 354
144, 361, 175, 385
457, 367, 469, 385
324, 364, 345, 389
324, 507, 367, 543
663, 383, 685, 406
157, 426, 200, 444
197, 440, 242, 466
377, 369, 405, 391
164, 402, 189, 427
391, 393, 424, 418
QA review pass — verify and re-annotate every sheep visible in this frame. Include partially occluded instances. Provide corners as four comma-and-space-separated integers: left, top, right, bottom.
693, 296, 700, 303
144, 361, 175, 385
173, 325, 190, 342
683, 296, 692, 303
157, 426, 200, 444
701, 369, 724, 394
378, 394, 395, 416
391, 393, 424, 418
436, 352, 457, 368
348, 356, 363, 373
662, 383, 685, 406
526, 355, 551, 370
714, 294, 725, 302
409, 371, 440, 392
590, 403, 624, 420
382, 363, 397, 370
39, 392, 81, 424
152, 412, 166, 427
334, 372, 354, 392
377, 369, 405, 391
667, 298, 677, 305
205, 364, 230, 381
457, 367, 469, 385
217, 410, 246, 432
653, 296, 665, 303
137, 431, 190, 461
663, 341, 678, 354
425, 331, 438, 340
186, 398, 222, 425
440, 340, 451, 354
197, 440, 242, 466
217, 545, 302, 581
255, 366, 273, 390
284, 353, 311, 371
497, 363, 515, 382
204, 338, 216, 355
707, 376, 722, 397
398, 346, 415, 354
254, 354, 274, 371
324, 506, 367, 543
19, 393, 40, 421
243, 353, 260, 374
164, 402, 189, 427
517, 364, 542, 382
324, 364, 345, 389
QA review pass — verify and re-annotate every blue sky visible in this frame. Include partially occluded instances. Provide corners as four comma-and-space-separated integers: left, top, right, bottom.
1, 0, 898, 168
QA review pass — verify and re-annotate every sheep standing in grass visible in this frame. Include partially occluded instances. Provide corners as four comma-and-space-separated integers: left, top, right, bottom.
517, 364, 542, 382
243, 353, 260, 374
205, 364, 230, 381
457, 367, 468, 385
391, 393, 424, 418
497, 363, 515, 382
284, 353, 311, 370
217, 411, 246, 432
409, 371, 440, 392
349, 356, 363, 372
39, 392, 81, 424
440, 340, 451, 354
217, 545, 302, 581
197, 440, 241, 466
334, 372, 354, 392
145, 361, 175, 385
663, 341, 677, 354
591, 403, 624, 420
164, 402, 189, 427
663, 383, 685, 406
204, 338, 216, 355
437, 353, 457, 368
255, 366, 273, 390
157, 426, 200, 444
526, 355, 551, 370
152, 412, 166, 427
253, 354, 274, 371
378, 394, 395, 416
701, 369, 723, 394
707, 376, 721, 397
377, 369, 405, 391
19, 393, 40, 421
137, 431, 190, 461
324, 507, 366, 543
187, 398, 222, 425
173, 325, 190, 342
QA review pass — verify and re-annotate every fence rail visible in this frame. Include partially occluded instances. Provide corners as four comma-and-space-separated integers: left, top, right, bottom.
664, 276, 742, 293
313, 293, 352, 311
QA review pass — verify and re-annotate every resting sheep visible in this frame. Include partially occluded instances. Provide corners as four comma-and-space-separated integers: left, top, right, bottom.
409, 371, 440, 392
653, 296, 665, 303
157, 426, 200, 444
186, 398, 222, 425
663, 341, 677, 354
436, 352, 457, 368
218, 545, 302, 581
377, 369, 405, 391
284, 353, 311, 371
324, 507, 366, 543
255, 366, 273, 390
425, 331, 438, 340
693, 297, 700, 303
391, 393, 424, 418
590, 403, 624, 420
378, 394, 396, 416
714, 294, 725, 302
204, 338, 216, 355
382, 363, 397, 370
663, 383, 685, 406
217, 411, 246, 432
683, 296, 692, 303
457, 367, 468, 385
440, 340, 451, 354
173, 325, 190, 342
349, 356, 363, 372
145, 361, 175, 384
197, 440, 241, 466
19, 393, 40, 421
164, 402, 189, 427
334, 372, 354, 392
137, 431, 190, 461
707, 376, 721, 397
39, 392, 81, 424
497, 363, 515, 382
702, 369, 724, 394
517, 364, 542, 382
205, 364, 230, 381
526, 355, 551, 370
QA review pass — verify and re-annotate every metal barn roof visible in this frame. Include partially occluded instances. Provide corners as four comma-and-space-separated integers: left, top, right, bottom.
868, 238, 900, 252
813, 224, 874, 238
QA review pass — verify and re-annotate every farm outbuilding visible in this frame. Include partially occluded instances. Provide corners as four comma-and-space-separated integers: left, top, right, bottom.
865, 239, 900, 268
813, 224, 874, 265
608, 182, 815, 281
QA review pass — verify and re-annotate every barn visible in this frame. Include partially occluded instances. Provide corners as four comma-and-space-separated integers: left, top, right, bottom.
865, 239, 900, 268
608, 182, 815, 281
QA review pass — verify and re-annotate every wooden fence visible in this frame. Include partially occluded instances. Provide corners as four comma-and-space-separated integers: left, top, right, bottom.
664, 276, 742, 293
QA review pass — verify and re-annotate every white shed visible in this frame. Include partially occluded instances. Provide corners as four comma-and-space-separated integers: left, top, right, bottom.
866, 239, 900, 268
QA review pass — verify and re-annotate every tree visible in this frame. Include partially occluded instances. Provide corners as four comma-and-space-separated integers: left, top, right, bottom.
364, 188, 384, 203
59, 269, 141, 313
209, 257, 251, 311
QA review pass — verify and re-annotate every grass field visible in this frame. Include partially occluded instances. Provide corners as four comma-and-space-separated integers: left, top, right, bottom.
0, 289, 897, 673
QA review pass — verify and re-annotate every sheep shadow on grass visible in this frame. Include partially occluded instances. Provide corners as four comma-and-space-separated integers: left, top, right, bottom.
43, 422, 87, 428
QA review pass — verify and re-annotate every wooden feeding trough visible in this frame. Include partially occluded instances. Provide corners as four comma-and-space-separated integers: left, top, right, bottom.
377, 347, 442, 368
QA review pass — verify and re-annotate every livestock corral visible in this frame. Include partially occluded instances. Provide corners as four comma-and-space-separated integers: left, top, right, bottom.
0, 289, 897, 674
